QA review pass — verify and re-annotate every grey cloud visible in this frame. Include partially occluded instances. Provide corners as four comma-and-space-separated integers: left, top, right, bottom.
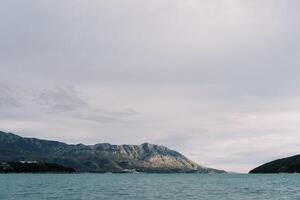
0, 82, 138, 124
75, 113, 124, 123
34, 86, 138, 123
34, 87, 87, 113
76, 107, 139, 123
0, 83, 20, 108
94, 108, 139, 116
74, 108, 139, 123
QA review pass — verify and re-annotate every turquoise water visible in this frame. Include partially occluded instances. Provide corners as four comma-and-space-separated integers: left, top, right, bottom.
0, 174, 299, 200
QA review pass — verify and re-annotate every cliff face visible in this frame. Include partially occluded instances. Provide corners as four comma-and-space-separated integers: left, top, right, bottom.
249, 154, 300, 174
0, 131, 225, 173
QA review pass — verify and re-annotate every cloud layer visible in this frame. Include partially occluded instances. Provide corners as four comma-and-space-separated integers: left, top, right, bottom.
1, 0, 300, 172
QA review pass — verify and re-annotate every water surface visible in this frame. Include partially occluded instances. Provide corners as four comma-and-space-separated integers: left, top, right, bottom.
0, 173, 299, 200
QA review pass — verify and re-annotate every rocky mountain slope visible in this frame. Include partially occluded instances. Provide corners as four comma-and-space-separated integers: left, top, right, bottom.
249, 154, 300, 173
0, 131, 225, 173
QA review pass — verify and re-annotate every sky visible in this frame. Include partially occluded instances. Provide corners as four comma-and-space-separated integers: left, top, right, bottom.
1, 0, 300, 172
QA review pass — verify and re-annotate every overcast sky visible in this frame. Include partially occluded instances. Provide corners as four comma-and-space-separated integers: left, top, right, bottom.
1, 0, 300, 172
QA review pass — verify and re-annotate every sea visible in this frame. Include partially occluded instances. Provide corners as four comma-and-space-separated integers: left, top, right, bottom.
0, 173, 299, 200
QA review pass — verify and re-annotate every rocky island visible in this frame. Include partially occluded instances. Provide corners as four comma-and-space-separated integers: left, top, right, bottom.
249, 154, 300, 173
0, 131, 225, 173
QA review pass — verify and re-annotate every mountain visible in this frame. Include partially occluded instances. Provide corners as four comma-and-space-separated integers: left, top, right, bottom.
249, 154, 300, 173
0, 131, 225, 173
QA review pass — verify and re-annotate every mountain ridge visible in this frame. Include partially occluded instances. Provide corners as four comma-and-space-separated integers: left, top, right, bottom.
0, 131, 225, 173
249, 154, 300, 173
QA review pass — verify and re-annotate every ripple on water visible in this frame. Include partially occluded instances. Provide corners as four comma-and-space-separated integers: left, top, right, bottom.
0, 174, 300, 200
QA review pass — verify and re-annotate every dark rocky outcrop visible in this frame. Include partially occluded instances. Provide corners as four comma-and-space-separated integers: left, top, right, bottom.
249, 154, 300, 174
0, 131, 225, 173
